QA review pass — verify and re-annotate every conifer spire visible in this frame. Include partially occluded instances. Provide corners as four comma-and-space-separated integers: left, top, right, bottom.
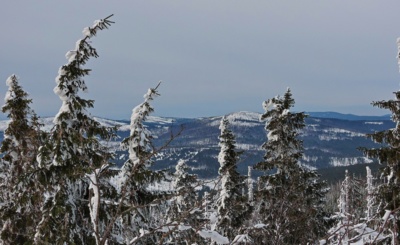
252, 88, 327, 244
215, 116, 248, 242
34, 15, 115, 244
0, 75, 44, 243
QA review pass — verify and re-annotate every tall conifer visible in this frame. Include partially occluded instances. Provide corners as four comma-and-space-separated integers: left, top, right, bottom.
252, 88, 327, 244
116, 82, 167, 244
34, 15, 116, 244
361, 89, 400, 243
0, 75, 45, 243
359, 38, 400, 244
161, 159, 203, 244
215, 116, 249, 241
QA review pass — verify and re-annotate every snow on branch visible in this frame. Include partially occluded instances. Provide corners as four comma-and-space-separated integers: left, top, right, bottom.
121, 81, 161, 168
197, 229, 229, 244
4, 75, 17, 103
53, 15, 114, 125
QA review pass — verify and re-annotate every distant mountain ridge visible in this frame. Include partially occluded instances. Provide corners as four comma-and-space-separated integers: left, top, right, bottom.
306, 111, 391, 121
139, 111, 393, 177
0, 111, 393, 179
113, 111, 391, 123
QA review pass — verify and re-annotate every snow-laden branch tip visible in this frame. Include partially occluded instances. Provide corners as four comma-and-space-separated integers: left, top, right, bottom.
231, 234, 253, 244
4, 75, 17, 103
197, 229, 229, 244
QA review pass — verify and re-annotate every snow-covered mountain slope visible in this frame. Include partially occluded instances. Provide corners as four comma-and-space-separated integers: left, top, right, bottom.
147, 112, 393, 177
0, 111, 392, 178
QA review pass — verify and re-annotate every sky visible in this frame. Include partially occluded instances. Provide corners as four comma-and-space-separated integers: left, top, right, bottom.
2, 1, 400, 119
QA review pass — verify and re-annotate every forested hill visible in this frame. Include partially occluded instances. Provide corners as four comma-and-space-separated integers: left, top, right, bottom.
146, 111, 392, 178
0, 111, 391, 178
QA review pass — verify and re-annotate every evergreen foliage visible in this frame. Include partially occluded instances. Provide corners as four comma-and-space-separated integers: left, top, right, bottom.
360, 88, 400, 243
115, 82, 169, 244
215, 116, 249, 241
357, 42, 400, 243
325, 168, 386, 244
34, 15, 117, 244
3, 15, 385, 245
162, 159, 204, 244
0, 75, 45, 243
365, 166, 377, 222
252, 88, 327, 244
327, 170, 365, 244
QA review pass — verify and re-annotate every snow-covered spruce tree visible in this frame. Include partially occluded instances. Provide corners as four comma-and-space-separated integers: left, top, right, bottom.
247, 166, 254, 205
215, 116, 250, 242
365, 166, 377, 222
0, 75, 46, 243
34, 16, 117, 244
160, 159, 205, 244
358, 39, 400, 244
113, 82, 169, 244
251, 88, 327, 244
338, 171, 364, 222
360, 95, 400, 243
327, 170, 359, 244
325, 169, 385, 244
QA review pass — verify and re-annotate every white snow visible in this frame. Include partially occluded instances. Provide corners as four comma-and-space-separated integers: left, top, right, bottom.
129, 228, 150, 244
208, 111, 262, 127
157, 222, 192, 233
92, 19, 103, 29
267, 130, 279, 141
254, 223, 267, 228
5, 75, 14, 87
4, 75, 17, 103
318, 128, 364, 141
146, 115, 174, 124
329, 157, 373, 167
118, 83, 160, 191
82, 27, 91, 37
87, 169, 101, 243
4, 91, 13, 103
93, 117, 127, 128
282, 109, 289, 116
231, 234, 252, 244
197, 229, 229, 244
365, 121, 384, 125
262, 98, 278, 112
382, 210, 392, 222
65, 50, 77, 63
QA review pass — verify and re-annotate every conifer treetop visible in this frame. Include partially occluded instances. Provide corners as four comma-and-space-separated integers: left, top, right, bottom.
1, 75, 36, 162
53, 15, 114, 125
256, 88, 307, 173
37, 15, 115, 169
121, 81, 161, 168
3, 74, 33, 119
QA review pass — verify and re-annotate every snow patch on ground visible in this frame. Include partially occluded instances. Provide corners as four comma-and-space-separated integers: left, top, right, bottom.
365, 121, 383, 125
329, 157, 373, 167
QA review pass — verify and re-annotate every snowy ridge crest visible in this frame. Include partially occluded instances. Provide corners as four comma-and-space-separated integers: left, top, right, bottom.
208, 111, 262, 127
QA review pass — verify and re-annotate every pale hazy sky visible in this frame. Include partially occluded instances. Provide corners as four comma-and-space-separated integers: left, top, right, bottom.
2, 1, 400, 119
